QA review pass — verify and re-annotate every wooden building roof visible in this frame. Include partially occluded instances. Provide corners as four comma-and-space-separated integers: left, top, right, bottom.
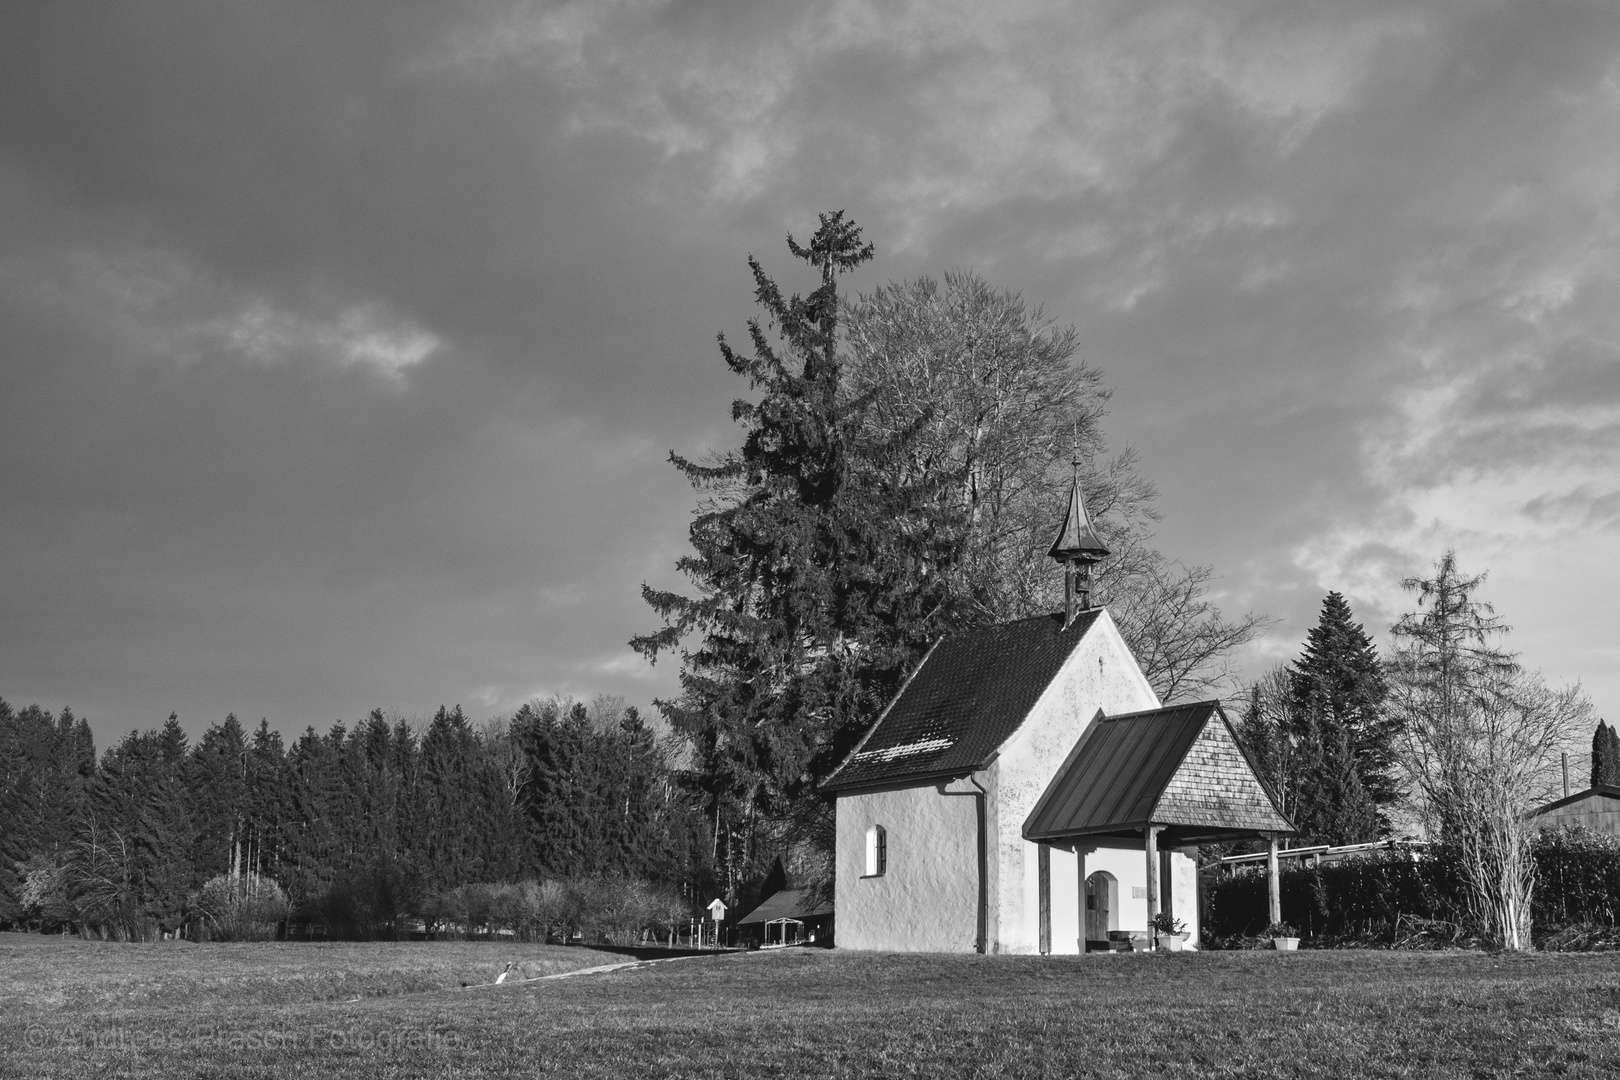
1022, 700, 1293, 846
821, 610, 1105, 792
734, 886, 834, 926
1533, 785, 1620, 816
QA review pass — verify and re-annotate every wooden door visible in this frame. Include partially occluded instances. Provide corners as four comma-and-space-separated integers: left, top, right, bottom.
1085, 872, 1109, 943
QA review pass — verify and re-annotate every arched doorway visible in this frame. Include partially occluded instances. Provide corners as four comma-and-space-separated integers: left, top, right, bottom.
1085, 871, 1116, 945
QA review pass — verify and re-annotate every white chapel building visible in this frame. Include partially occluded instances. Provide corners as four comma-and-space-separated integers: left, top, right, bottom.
822, 469, 1293, 954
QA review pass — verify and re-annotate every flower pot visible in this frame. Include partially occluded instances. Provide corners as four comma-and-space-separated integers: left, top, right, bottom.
1271, 936, 1299, 951
1158, 932, 1188, 953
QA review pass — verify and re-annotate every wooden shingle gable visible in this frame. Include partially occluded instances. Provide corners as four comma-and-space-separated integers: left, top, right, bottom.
1153, 713, 1293, 833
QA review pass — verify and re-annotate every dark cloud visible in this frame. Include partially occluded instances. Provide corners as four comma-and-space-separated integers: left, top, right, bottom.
3, 0, 1618, 747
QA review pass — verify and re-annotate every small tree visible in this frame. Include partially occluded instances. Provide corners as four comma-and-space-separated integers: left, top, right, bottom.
1388, 551, 1592, 950
1285, 592, 1396, 844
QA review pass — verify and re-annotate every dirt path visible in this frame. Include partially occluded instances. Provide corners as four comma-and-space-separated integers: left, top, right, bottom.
457, 951, 724, 990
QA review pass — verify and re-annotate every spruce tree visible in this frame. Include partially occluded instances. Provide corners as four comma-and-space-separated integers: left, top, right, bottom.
1286, 591, 1396, 843
634, 212, 938, 887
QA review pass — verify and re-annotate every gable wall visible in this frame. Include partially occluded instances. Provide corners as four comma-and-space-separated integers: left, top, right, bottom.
1156, 717, 1289, 832
988, 609, 1160, 953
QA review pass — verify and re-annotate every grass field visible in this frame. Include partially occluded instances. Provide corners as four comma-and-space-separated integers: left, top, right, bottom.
4, 935, 1620, 1078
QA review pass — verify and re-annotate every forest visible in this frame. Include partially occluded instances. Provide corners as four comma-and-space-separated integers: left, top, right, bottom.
0, 696, 711, 939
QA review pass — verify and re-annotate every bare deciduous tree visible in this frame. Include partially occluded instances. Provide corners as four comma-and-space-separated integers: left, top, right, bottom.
1388, 551, 1592, 950
844, 271, 1265, 701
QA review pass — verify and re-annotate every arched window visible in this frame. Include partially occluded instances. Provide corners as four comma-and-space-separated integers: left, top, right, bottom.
865, 825, 887, 877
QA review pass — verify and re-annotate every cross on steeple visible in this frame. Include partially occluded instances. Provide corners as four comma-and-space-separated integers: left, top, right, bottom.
1048, 451, 1109, 629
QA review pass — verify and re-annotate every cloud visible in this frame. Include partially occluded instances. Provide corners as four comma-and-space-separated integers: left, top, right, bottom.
224, 302, 439, 383
3, 0, 1619, 746
2, 246, 440, 384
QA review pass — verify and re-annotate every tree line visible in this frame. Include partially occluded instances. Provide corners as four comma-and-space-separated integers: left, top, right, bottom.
0, 696, 712, 938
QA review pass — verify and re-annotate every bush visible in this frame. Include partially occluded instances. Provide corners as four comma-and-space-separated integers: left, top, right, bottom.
191, 875, 292, 941
15, 855, 74, 932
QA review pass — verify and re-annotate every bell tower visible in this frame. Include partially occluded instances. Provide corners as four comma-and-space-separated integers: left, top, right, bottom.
1047, 454, 1109, 629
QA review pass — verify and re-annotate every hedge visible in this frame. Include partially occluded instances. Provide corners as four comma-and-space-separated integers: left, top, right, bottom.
1203, 828, 1620, 948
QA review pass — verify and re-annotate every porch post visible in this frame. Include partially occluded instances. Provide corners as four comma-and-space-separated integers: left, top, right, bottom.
1145, 824, 1163, 946
1267, 835, 1281, 927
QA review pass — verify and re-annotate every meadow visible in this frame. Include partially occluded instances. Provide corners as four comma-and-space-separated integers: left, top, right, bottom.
4, 933, 1620, 1078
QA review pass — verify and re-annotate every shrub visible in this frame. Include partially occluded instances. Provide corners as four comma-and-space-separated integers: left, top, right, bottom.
191, 874, 292, 941
15, 855, 74, 932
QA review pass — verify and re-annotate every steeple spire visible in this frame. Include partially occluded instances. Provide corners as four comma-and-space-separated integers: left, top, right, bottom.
1048, 451, 1109, 628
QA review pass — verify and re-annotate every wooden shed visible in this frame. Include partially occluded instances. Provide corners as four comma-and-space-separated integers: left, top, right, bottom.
1533, 785, 1620, 835
733, 886, 834, 949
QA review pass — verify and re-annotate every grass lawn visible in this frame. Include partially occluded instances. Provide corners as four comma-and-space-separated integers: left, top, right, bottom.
4, 936, 1620, 1078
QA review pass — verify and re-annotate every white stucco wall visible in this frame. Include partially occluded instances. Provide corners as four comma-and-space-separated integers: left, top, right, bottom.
835, 781, 981, 951
993, 610, 1159, 953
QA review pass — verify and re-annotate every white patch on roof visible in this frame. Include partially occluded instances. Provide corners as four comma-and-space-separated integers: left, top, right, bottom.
851, 736, 954, 764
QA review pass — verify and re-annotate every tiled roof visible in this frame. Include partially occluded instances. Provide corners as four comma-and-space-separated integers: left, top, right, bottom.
821, 609, 1103, 791
734, 886, 834, 926
1022, 701, 1294, 842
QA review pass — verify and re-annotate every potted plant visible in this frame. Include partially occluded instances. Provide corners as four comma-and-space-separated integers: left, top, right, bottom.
1266, 921, 1300, 951
1153, 912, 1189, 952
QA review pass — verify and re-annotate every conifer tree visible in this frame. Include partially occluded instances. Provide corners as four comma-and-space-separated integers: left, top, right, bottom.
1286, 592, 1396, 842
634, 212, 930, 886
1593, 720, 1620, 789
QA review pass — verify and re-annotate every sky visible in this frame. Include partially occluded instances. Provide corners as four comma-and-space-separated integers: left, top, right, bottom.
2, 0, 1617, 752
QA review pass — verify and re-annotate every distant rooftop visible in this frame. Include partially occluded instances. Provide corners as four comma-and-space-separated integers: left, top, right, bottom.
734, 886, 833, 926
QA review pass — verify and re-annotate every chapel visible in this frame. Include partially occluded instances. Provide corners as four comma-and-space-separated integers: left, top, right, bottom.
822, 462, 1293, 953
